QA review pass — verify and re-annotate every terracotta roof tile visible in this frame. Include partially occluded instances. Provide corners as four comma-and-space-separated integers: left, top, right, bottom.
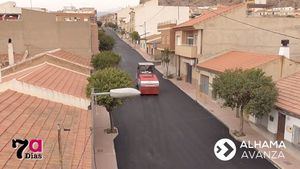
17, 63, 89, 98
1, 64, 48, 83
49, 49, 91, 67
175, 3, 245, 29
276, 71, 300, 116
197, 51, 280, 73
0, 90, 91, 169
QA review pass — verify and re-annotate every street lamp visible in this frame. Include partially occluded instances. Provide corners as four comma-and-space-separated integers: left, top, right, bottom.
90, 87, 140, 168
92, 88, 141, 98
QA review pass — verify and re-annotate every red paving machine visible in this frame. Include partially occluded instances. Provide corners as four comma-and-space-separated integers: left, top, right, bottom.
136, 62, 160, 95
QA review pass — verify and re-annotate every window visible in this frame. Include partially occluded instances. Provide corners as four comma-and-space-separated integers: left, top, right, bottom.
176, 35, 181, 45
187, 36, 194, 46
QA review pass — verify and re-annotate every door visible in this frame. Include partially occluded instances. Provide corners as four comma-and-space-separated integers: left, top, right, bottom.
293, 126, 300, 146
200, 75, 209, 95
186, 63, 192, 84
276, 113, 286, 141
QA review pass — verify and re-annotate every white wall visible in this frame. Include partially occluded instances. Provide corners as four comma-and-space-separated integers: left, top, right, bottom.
134, 0, 189, 37
284, 115, 300, 143
0, 1, 21, 14
117, 7, 131, 24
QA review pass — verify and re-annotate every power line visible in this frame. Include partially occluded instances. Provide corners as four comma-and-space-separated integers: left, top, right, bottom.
206, 8, 300, 40
76, 131, 93, 169
145, 6, 166, 23
93, 140, 98, 169
184, 1, 300, 40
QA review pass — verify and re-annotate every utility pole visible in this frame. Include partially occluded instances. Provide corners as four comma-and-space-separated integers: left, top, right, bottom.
57, 124, 70, 169
90, 88, 97, 169
144, 21, 147, 46
57, 124, 63, 169
177, 0, 180, 22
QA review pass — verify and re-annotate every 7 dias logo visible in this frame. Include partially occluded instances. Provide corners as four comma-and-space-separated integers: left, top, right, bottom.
12, 139, 43, 160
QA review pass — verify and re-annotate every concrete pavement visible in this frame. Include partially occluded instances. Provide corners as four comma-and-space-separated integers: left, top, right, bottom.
93, 106, 118, 169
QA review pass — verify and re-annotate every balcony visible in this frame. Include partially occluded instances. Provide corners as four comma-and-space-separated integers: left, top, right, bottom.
175, 44, 197, 58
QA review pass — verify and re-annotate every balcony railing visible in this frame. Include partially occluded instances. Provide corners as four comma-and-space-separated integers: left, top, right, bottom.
175, 44, 197, 58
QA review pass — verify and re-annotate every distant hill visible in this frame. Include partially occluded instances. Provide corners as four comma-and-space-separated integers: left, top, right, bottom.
157, 0, 300, 7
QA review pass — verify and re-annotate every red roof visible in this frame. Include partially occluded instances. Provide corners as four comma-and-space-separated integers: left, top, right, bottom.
48, 49, 91, 68
276, 71, 300, 116
175, 3, 245, 29
0, 90, 91, 168
2, 63, 88, 98
197, 51, 280, 73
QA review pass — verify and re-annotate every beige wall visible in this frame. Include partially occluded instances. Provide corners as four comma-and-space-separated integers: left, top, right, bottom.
194, 6, 300, 61
0, 9, 98, 57
158, 27, 175, 51
281, 58, 300, 78
257, 58, 282, 81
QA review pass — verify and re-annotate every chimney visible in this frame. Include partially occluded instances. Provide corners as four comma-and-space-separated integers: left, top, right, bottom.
8, 38, 14, 65
279, 39, 290, 59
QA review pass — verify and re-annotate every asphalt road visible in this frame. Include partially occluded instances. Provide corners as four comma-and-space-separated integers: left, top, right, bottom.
107, 29, 276, 169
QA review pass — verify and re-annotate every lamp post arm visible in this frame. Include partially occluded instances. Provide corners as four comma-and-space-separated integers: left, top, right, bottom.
92, 92, 111, 96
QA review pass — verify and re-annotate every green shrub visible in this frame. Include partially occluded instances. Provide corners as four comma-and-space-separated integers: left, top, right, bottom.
92, 51, 121, 70
98, 30, 115, 51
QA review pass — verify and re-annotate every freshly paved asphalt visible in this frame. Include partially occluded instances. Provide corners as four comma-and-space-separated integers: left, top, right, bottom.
107, 29, 276, 169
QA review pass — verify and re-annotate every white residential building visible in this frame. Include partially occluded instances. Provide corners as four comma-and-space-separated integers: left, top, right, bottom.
134, 0, 189, 38
117, 0, 189, 37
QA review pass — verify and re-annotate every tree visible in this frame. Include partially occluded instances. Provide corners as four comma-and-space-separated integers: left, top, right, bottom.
97, 21, 103, 27
161, 48, 171, 78
98, 30, 115, 51
212, 69, 278, 136
105, 22, 118, 29
120, 29, 126, 39
130, 31, 140, 43
91, 51, 121, 70
86, 68, 133, 133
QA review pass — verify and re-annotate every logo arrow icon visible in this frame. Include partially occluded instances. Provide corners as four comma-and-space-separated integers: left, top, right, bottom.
224, 142, 234, 157
216, 146, 222, 153
214, 138, 237, 161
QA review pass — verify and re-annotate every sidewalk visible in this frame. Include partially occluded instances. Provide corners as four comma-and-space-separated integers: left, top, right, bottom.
122, 37, 300, 169
93, 106, 118, 169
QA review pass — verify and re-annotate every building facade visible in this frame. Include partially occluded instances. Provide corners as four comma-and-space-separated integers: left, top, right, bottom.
123, 0, 189, 38
0, 8, 98, 57
172, 3, 300, 85
264, 71, 300, 146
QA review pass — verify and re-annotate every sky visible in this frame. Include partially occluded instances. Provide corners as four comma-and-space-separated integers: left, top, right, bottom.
0, 0, 140, 12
